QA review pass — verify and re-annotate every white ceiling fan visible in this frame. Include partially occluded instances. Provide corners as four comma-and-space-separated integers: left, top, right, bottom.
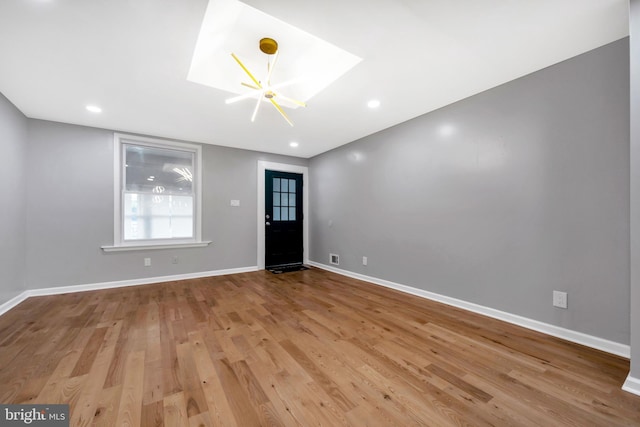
226, 38, 306, 126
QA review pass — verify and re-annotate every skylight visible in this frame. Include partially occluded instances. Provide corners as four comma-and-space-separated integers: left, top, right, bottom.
187, 0, 362, 109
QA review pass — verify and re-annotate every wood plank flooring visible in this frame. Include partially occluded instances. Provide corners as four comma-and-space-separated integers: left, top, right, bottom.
0, 268, 638, 426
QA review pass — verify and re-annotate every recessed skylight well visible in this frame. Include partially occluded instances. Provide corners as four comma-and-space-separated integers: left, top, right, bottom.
86, 105, 102, 113
187, 0, 362, 109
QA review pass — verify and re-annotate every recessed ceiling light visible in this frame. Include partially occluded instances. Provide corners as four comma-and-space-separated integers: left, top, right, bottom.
367, 99, 380, 109
289, 142, 299, 148
86, 105, 102, 113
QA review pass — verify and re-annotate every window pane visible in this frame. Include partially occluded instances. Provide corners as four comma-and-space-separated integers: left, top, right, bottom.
123, 192, 193, 240
273, 192, 280, 207
273, 207, 280, 221
289, 179, 296, 193
288, 193, 296, 207
149, 216, 171, 239
281, 179, 288, 192
171, 217, 193, 237
281, 192, 288, 207
273, 178, 280, 191
289, 207, 296, 221
125, 144, 194, 194
281, 207, 288, 221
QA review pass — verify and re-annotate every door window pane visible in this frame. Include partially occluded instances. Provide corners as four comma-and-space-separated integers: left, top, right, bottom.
270, 175, 300, 222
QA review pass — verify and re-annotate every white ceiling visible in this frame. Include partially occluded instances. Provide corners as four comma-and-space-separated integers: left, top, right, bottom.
0, 0, 629, 158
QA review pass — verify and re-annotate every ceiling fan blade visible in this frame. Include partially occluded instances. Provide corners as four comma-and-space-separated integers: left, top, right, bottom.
225, 91, 259, 104
241, 82, 260, 90
266, 51, 279, 85
251, 96, 262, 122
231, 53, 262, 88
269, 98, 294, 126
275, 93, 306, 108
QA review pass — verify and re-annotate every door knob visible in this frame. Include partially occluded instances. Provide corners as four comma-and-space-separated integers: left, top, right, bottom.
266, 222, 271, 226
266, 214, 270, 219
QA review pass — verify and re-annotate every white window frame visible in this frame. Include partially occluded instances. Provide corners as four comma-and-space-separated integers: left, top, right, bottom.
102, 133, 210, 252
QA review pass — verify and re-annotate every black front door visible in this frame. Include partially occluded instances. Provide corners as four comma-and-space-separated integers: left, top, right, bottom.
265, 170, 303, 268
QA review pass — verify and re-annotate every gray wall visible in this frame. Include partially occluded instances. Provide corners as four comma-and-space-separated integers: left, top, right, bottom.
630, 0, 640, 379
24, 119, 307, 289
310, 39, 630, 344
0, 93, 27, 304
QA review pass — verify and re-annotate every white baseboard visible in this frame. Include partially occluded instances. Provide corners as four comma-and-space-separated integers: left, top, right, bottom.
0, 291, 30, 316
0, 266, 258, 315
622, 375, 640, 396
308, 261, 631, 359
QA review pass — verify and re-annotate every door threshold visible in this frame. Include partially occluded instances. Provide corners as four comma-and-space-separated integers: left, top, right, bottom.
267, 265, 309, 274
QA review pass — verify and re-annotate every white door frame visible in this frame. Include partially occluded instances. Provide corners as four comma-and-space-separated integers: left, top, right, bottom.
257, 161, 309, 270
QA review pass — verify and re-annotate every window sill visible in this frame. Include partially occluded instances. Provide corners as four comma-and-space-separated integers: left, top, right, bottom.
101, 241, 212, 252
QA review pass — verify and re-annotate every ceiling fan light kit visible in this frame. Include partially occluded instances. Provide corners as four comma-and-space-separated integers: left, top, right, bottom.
227, 37, 306, 126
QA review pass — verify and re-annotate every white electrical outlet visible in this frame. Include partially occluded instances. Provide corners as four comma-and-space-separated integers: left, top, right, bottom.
362, 256, 368, 266
553, 291, 568, 309
230, 199, 240, 207
144, 257, 151, 267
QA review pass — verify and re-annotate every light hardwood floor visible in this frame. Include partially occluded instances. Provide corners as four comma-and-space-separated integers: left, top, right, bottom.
0, 268, 638, 426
